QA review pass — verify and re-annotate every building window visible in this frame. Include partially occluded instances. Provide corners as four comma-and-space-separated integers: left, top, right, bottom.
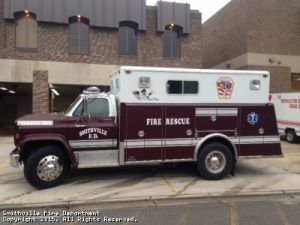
291, 73, 300, 91
167, 80, 198, 94
118, 21, 138, 56
69, 16, 90, 54
15, 12, 38, 49
163, 24, 182, 59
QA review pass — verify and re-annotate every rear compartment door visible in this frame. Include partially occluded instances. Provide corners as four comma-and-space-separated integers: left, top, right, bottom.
234, 105, 281, 157
124, 105, 164, 162
164, 106, 195, 160
239, 106, 267, 156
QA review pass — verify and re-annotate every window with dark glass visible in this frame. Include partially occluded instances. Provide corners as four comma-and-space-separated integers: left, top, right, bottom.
184, 81, 199, 94
118, 21, 138, 56
163, 25, 182, 59
69, 16, 90, 54
15, 12, 38, 49
167, 80, 182, 94
167, 80, 198, 94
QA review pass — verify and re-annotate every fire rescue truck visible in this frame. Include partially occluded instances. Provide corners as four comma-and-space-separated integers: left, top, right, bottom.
10, 67, 282, 189
270, 92, 300, 143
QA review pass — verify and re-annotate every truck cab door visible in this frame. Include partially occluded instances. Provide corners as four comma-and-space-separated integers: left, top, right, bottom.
68, 97, 118, 150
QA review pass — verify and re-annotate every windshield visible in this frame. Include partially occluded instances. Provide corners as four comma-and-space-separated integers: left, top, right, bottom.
64, 96, 81, 115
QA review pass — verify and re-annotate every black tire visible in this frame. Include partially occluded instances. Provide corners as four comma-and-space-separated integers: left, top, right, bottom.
197, 143, 233, 180
24, 146, 70, 189
286, 129, 297, 143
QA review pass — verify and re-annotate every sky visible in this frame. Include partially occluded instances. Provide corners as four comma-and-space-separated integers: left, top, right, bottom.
146, 0, 231, 23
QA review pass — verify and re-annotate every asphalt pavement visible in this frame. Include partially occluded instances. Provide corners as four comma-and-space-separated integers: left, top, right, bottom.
0, 135, 300, 210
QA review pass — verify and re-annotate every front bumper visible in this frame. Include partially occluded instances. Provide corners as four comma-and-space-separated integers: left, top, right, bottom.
10, 149, 21, 168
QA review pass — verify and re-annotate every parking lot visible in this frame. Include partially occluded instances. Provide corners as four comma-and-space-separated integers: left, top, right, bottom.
0, 135, 300, 209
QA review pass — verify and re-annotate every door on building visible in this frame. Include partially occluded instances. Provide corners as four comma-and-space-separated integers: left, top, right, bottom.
4, 104, 17, 131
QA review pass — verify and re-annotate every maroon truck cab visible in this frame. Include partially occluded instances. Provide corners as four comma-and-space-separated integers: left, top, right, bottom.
10, 67, 282, 189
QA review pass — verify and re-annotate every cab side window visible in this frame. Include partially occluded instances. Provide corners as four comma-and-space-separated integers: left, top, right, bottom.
72, 98, 109, 117
88, 98, 109, 117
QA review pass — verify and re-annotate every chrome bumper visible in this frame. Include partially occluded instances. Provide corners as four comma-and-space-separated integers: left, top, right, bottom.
10, 149, 20, 168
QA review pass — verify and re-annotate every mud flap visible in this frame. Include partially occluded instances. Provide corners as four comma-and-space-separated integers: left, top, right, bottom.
230, 160, 236, 177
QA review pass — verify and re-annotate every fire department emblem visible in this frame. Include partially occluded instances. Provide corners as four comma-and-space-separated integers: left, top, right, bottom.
133, 89, 159, 101
247, 112, 259, 125
217, 77, 234, 99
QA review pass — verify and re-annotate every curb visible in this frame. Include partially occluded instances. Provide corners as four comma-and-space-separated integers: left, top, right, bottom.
1, 190, 300, 210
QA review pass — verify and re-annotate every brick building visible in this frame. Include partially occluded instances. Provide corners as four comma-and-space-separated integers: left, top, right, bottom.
202, 0, 300, 93
0, 0, 202, 130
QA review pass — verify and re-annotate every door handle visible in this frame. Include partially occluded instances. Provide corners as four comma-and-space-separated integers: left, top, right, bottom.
75, 124, 86, 127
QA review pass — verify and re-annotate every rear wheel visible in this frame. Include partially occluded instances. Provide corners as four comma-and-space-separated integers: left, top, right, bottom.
197, 143, 233, 180
286, 129, 297, 143
24, 146, 70, 189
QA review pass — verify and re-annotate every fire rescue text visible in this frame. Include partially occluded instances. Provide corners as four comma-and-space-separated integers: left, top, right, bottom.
146, 118, 190, 126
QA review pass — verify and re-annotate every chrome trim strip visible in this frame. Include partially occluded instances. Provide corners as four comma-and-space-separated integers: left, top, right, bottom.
217, 108, 238, 116
238, 155, 283, 159
196, 129, 236, 133
264, 136, 280, 142
144, 139, 163, 147
17, 120, 53, 126
69, 139, 117, 148
165, 138, 193, 146
195, 108, 238, 116
124, 158, 194, 165
124, 136, 280, 149
239, 137, 264, 144
196, 108, 216, 116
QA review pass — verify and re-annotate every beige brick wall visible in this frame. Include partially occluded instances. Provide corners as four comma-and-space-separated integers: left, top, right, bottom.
239, 65, 291, 93
0, 6, 202, 68
32, 70, 49, 114
202, 0, 248, 68
203, 0, 300, 68
202, 0, 300, 92
246, 0, 300, 55
0, 0, 5, 52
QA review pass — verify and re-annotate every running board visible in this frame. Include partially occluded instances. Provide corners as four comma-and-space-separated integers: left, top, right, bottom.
74, 150, 120, 169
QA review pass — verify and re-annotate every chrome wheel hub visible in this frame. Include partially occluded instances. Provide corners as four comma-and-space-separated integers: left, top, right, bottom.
287, 133, 293, 142
205, 151, 226, 174
37, 155, 63, 181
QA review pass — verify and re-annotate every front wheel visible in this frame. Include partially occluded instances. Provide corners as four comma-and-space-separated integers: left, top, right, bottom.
286, 130, 297, 143
24, 146, 70, 189
197, 143, 233, 180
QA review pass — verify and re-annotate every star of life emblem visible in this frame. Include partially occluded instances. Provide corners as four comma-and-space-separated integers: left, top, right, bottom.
247, 112, 259, 125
